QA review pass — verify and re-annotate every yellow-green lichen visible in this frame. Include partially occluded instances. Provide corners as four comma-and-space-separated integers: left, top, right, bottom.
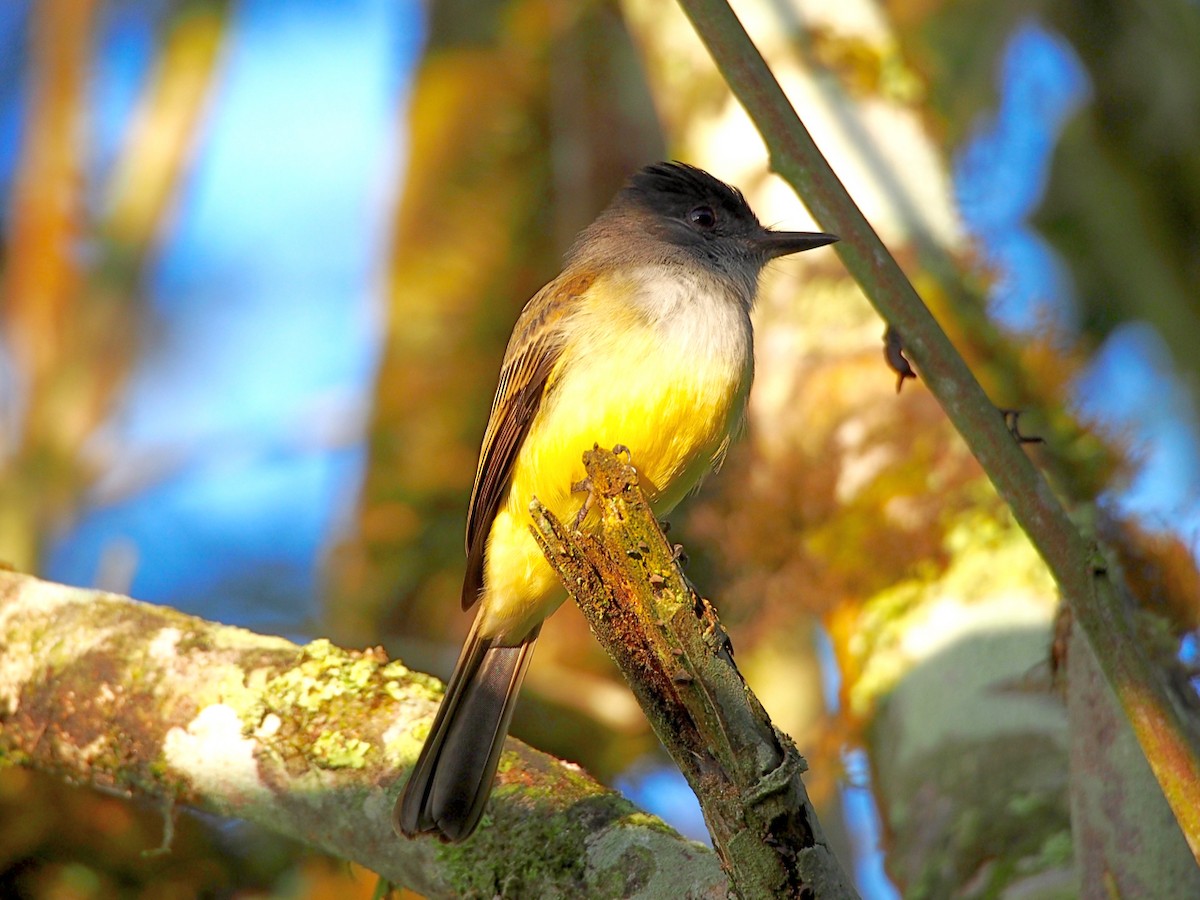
245, 639, 412, 772
384, 661, 442, 702
310, 731, 372, 769
262, 639, 377, 712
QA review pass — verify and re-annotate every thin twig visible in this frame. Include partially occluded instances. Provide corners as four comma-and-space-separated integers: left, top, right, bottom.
676, 0, 1200, 861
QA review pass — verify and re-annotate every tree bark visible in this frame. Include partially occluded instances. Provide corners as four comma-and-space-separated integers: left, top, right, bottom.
531, 448, 858, 899
0, 569, 725, 899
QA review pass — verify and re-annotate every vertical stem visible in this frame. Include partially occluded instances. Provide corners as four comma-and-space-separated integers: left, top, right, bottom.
676, 0, 1200, 862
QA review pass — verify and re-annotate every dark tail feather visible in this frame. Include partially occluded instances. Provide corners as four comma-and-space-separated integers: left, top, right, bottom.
393, 621, 539, 842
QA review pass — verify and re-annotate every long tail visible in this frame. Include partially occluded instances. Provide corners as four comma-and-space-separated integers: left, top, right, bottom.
393, 620, 539, 842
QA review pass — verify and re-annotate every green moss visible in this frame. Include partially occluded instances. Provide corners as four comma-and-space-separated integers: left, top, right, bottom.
618, 811, 675, 836
432, 786, 638, 897
585, 843, 655, 897
438, 800, 589, 898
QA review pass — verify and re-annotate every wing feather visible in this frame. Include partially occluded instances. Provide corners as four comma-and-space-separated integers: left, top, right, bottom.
461, 272, 592, 610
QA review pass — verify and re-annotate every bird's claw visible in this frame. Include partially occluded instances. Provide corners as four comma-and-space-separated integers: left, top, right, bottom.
571, 476, 594, 530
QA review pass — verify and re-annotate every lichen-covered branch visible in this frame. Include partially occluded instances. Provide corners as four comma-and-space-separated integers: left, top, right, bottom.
530, 448, 858, 900
675, 0, 1200, 862
0, 570, 726, 899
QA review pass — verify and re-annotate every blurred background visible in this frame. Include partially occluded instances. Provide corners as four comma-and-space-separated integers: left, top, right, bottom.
1, 0, 1198, 897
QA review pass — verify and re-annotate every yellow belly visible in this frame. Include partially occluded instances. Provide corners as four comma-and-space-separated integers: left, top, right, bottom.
477, 295, 752, 642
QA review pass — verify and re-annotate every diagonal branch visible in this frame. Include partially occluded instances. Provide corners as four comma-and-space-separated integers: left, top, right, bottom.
0, 570, 726, 899
531, 447, 858, 899
675, 0, 1200, 861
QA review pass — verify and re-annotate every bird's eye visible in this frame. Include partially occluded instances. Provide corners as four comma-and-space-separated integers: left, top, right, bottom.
688, 205, 717, 229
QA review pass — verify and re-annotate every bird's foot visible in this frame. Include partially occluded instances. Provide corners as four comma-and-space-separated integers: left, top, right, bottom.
570, 476, 595, 531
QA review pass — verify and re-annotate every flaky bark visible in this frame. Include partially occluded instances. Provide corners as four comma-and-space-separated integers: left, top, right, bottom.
0, 570, 725, 899
532, 448, 858, 899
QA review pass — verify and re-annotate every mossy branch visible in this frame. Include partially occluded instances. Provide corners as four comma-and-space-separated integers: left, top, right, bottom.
676, 0, 1200, 862
0, 569, 727, 899
530, 447, 858, 900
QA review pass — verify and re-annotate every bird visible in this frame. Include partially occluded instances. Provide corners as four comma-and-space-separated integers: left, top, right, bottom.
393, 161, 837, 842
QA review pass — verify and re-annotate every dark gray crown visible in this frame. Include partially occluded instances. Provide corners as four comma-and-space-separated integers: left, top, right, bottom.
619, 161, 759, 227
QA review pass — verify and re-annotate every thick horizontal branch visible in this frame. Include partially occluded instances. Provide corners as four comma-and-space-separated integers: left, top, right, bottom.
676, 0, 1200, 861
0, 569, 726, 899
531, 448, 857, 900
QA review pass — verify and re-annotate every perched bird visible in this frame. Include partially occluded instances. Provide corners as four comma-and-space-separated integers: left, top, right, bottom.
394, 161, 836, 842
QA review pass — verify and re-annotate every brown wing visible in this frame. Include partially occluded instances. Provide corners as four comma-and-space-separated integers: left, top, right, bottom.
461, 272, 592, 610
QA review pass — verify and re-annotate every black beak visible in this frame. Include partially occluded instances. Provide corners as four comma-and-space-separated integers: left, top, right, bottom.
756, 230, 838, 260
